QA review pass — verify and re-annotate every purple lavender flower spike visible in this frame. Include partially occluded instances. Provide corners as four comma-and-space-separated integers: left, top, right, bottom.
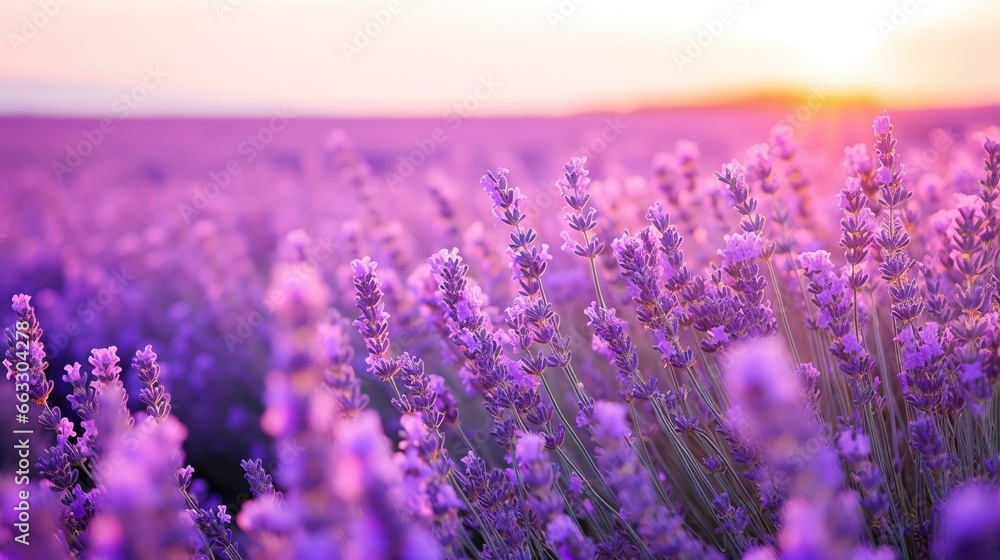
558, 156, 605, 260
838, 177, 876, 293
717, 161, 767, 237
89, 346, 134, 430
896, 322, 950, 412
611, 228, 694, 367
908, 415, 954, 472
581, 401, 722, 559
584, 302, 661, 401
133, 344, 171, 423
481, 167, 526, 227
35, 438, 79, 493
873, 111, 923, 331
515, 432, 571, 537
241, 458, 281, 501
5, 294, 54, 404
798, 250, 879, 404
317, 311, 369, 419
353, 256, 400, 382
712, 492, 752, 551
461, 451, 530, 557
558, 156, 608, 308
746, 143, 778, 196
844, 143, 878, 198
717, 231, 777, 340
943, 143, 1000, 410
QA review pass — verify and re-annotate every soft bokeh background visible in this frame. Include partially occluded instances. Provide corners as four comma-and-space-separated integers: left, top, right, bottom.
2, 0, 1000, 116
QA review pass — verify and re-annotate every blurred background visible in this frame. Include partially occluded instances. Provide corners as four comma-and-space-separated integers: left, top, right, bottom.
3, 0, 1000, 116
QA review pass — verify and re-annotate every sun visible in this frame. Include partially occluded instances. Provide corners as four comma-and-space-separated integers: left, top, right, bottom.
791, 25, 882, 71
740, 0, 884, 75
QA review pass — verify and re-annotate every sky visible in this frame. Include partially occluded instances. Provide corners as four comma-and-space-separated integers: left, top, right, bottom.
2, 0, 999, 117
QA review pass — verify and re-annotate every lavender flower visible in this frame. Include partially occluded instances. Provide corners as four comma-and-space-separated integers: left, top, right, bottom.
515, 432, 566, 527
844, 143, 877, 197
896, 322, 951, 412
726, 339, 869, 560
611, 228, 693, 367
584, 302, 659, 400
838, 177, 876, 297
945, 154, 1000, 412
133, 344, 171, 423
35, 438, 79, 493
482, 167, 527, 228
645, 202, 695, 309
317, 311, 370, 419
558, 156, 604, 259
558, 156, 608, 308
353, 256, 400, 382
191, 505, 240, 560
432, 243, 565, 465
581, 401, 721, 559
241, 458, 281, 501
908, 415, 954, 473
798, 250, 879, 404
461, 451, 530, 558
716, 162, 768, 238
89, 346, 135, 431
873, 111, 923, 331
717, 231, 778, 340
712, 492, 752, 551
4, 294, 54, 404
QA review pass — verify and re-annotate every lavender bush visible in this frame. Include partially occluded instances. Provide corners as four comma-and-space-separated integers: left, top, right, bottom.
3, 111, 1000, 559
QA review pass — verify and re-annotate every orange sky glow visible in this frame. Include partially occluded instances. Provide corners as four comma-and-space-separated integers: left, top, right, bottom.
2, 0, 998, 117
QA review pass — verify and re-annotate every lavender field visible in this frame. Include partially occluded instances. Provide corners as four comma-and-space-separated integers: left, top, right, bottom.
3, 104, 1000, 559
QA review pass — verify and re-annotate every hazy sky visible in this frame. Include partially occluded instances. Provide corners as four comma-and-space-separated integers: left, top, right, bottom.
2, 0, 999, 116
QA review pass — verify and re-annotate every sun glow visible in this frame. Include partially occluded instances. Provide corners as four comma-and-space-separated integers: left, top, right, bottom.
0, 0, 996, 115
739, 0, 883, 75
